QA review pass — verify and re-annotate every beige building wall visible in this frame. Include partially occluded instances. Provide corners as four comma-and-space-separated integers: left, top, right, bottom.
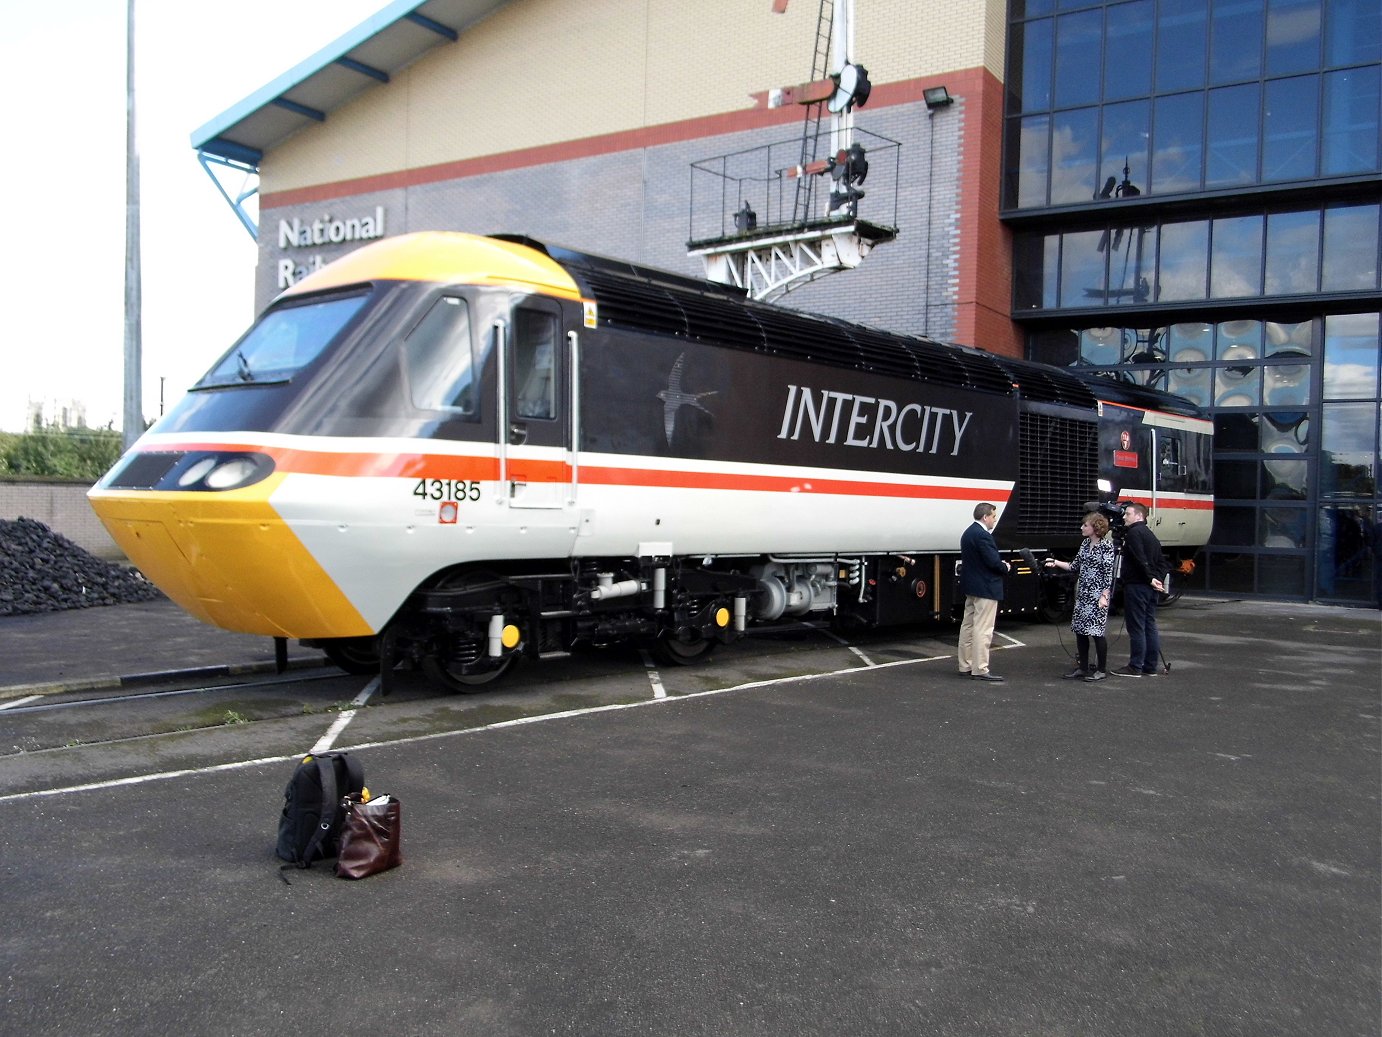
263, 0, 1006, 195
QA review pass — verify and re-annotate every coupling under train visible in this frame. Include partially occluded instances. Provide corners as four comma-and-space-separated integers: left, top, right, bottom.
89, 232, 1213, 689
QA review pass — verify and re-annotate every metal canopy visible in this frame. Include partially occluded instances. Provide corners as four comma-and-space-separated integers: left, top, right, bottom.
191, 0, 511, 166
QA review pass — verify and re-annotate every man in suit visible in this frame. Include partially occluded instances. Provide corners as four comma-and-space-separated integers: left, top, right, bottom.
957, 502, 1010, 682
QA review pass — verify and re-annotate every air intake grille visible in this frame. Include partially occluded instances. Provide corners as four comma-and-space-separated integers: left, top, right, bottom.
1017, 412, 1099, 536
105, 452, 184, 489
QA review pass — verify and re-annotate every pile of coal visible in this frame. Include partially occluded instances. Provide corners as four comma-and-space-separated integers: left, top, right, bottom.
0, 517, 163, 616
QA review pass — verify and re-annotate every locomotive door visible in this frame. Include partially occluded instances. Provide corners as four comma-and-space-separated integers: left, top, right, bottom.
499, 300, 574, 514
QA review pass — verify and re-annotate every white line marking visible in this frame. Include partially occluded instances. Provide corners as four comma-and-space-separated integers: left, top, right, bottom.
638, 651, 668, 699
0, 649, 983, 805
0, 695, 43, 711
807, 623, 877, 666
308, 677, 379, 755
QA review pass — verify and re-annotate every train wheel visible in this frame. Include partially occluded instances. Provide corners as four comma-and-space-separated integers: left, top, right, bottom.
652, 635, 714, 666
321, 637, 380, 675
421, 651, 514, 692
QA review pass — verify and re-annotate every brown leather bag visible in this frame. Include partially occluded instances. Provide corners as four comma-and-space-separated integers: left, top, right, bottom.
334, 794, 402, 879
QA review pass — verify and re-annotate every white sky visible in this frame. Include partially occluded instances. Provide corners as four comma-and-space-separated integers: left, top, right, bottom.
0, 0, 385, 433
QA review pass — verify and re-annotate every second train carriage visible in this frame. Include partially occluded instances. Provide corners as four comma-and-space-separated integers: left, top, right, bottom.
89, 233, 1213, 688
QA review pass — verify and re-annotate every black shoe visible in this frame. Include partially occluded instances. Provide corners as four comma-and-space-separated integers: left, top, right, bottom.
1111, 665, 1144, 678
971, 673, 1004, 682
1062, 667, 1087, 679
958, 670, 971, 677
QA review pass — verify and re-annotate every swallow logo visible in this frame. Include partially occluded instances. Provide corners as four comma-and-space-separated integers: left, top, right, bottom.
656, 353, 716, 445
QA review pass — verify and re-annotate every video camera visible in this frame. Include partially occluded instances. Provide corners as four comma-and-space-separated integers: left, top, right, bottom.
1086, 498, 1133, 544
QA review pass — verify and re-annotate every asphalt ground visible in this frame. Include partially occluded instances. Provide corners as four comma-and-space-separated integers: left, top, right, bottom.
0, 597, 1379, 1035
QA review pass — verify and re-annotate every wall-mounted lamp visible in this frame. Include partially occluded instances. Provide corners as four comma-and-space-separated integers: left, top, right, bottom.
923, 86, 953, 110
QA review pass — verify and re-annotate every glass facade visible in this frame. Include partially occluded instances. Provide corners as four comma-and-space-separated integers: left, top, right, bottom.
1005, 0, 1381, 605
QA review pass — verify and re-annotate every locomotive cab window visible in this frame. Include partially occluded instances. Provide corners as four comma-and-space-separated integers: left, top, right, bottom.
199, 293, 367, 388
404, 296, 477, 415
513, 308, 558, 420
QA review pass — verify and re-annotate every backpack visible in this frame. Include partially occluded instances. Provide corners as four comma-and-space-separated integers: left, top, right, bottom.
275, 751, 366, 868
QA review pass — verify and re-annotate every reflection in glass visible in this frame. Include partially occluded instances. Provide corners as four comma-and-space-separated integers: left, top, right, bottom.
1017, 17, 1053, 112
1265, 320, 1313, 355
1104, 0, 1154, 99
1262, 75, 1319, 182
1261, 506, 1307, 548
1080, 326, 1125, 365
1321, 403, 1380, 496
1018, 116, 1051, 208
1266, 0, 1322, 76
1051, 108, 1099, 204
1322, 312, 1381, 400
1098, 101, 1150, 202
1210, 0, 1264, 84
1167, 365, 1210, 405
1322, 66, 1381, 176
1264, 212, 1320, 295
1210, 216, 1265, 298
1217, 320, 1262, 358
1324, 0, 1382, 66
1156, 221, 1208, 300
1215, 364, 1262, 406
1060, 229, 1107, 306
1261, 413, 1310, 496
1316, 504, 1379, 603
1206, 84, 1261, 187
1322, 204, 1381, 292
1156, 0, 1208, 92
1151, 93, 1204, 194
1263, 357, 1312, 408
1054, 9, 1103, 108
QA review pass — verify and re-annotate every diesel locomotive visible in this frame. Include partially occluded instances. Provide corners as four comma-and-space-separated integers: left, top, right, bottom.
89, 232, 1213, 689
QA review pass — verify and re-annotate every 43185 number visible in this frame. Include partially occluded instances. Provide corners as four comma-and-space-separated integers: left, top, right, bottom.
413, 479, 481, 502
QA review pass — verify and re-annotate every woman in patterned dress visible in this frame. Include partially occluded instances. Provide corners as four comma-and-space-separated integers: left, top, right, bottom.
1045, 512, 1116, 681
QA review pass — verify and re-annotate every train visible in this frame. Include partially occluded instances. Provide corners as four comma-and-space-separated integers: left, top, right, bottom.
89, 232, 1213, 689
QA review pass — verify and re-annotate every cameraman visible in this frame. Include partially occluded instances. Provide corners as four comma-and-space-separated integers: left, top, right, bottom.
1113, 502, 1168, 677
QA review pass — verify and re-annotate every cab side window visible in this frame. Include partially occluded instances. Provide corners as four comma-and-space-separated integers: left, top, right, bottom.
403, 297, 476, 415
513, 308, 557, 420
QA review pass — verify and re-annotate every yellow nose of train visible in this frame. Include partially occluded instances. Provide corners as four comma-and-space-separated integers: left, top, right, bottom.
89, 461, 370, 639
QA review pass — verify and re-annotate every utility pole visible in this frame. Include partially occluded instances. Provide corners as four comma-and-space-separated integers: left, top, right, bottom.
123, 0, 143, 449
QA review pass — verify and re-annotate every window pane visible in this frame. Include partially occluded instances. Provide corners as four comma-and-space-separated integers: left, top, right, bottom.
1017, 115, 1051, 207
1016, 17, 1054, 112
1210, 0, 1265, 84
1060, 230, 1108, 306
1261, 506, 1308, 548
1317, 505, 1379, 603
404, 296, 476, 413
1258, 554, 1306, 595
1322, 66, 1381, 175
1264, 211, 1320, 294
1080, 326, 1126, 364
1322, 312, 1381, 399
1216, 365, 1262, 406
1211, 215, 1265, 298
1050, 108, 1099, 203
1266, 0, 1322, 75
1322, 204, 1381, 292
1263, 76, 1319, 181
1206, 84, 1261, 187
1151, 92, 1204, 193
1215, 458, 1261, 498
1210, 505, 1257, 546
1156, 0, 1208, 92
1264, 318, 1314, 357
1320, 403, 1380, 496
1099, 100, 1150, 197
1156, 220, 1209, 300
513, 310, 558, 419
1054, 10, 1104, 108
1104, 0, 1154, 99
1013, 233, 1050, 309
201, 294, 367, 387
1324, 0, 1382, 66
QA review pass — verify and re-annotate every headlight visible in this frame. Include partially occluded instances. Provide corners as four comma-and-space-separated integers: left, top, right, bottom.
204, 457, 266, 490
